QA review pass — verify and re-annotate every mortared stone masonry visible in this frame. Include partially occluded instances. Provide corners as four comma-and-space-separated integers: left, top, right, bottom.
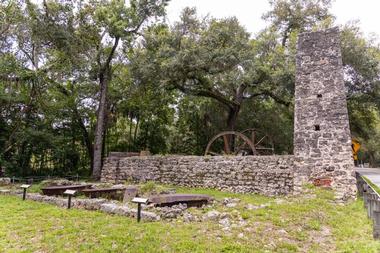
293, 27, 357, 200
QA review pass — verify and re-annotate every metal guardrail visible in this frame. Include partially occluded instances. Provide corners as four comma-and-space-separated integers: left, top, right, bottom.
356, 172, 380, 239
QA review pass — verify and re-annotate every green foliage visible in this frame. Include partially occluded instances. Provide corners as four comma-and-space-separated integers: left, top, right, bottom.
169, 96, 213, 155
341, 23, 380, 95
139, 180, 169, 194
342, 24, 380, 165
263, 0, 333, 45
132, 7, 295, 156
0, 0, 171, 176
106, 65, 175, 154
0, 0, 380, 175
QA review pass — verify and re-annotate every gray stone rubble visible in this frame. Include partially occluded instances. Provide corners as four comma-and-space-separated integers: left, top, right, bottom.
223, 198, 241, 208
0, 177, 11, 185
153, 203, 188, 219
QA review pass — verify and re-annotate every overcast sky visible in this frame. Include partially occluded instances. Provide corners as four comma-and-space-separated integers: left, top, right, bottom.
166, 0, 380, 38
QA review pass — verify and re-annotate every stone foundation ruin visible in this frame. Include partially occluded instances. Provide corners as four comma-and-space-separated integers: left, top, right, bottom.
102, 156, 295, 196
101, 28, 357, 200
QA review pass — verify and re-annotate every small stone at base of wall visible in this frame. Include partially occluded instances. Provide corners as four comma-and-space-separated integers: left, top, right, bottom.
0, 177, 11, 185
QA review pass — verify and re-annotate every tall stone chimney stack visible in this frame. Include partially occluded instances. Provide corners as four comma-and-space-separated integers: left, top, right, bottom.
294, 27, 357, 200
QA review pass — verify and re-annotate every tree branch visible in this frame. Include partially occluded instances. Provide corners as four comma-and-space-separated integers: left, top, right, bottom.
102, 36, 120, 73
124, 7, 149, 35
171, 82, 237, 109
0, 75, 20, 82
244, 89, 291, 107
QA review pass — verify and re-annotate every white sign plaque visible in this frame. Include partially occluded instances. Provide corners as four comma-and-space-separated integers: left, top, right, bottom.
20, 184, 31, 189
64, 190, 76, 195
132, 197, 149, 204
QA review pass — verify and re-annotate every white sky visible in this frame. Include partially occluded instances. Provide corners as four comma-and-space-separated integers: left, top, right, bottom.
166, 0, 380, 38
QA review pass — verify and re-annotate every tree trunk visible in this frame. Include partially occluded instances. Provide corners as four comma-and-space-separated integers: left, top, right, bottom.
227, 84, 245, 131
91, 37, 119, 180
226, 105, 240, 152
19, 141, 30, 177
369, 151, 376, 167
227, 106, 240, 131
92, 72, 109, 180
101, 126, 107, 167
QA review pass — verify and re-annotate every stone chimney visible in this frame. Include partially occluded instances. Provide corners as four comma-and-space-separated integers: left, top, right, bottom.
293, 27, 357, 200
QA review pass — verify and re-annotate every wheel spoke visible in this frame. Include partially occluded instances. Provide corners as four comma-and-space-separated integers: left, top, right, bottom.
255, 136, 266, 146
205, 131, 257, 156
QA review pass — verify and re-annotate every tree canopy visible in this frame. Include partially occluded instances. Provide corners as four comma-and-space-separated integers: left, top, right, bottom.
0, 0, 379, 178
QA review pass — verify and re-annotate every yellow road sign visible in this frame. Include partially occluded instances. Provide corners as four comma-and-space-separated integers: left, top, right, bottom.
352, 139, 361, 161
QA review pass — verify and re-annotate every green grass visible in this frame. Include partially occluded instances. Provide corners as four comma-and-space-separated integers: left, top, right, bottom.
0, 186, 379, 252
28, 183, 43, 194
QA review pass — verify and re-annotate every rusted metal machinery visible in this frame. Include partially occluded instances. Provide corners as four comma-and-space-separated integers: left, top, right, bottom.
204, 128, 274, 156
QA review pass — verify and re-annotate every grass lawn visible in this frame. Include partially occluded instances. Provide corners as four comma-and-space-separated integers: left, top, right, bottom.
0, 186, 380, 253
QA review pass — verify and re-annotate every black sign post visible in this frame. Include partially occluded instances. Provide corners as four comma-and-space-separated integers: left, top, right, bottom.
131, 197, 149, 222
20, 184, 31, 201
63, 190, 76, 209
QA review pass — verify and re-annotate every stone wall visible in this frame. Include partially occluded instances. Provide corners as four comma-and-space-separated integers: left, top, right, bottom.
101, 155, 295, 196
294, 27, 357, 200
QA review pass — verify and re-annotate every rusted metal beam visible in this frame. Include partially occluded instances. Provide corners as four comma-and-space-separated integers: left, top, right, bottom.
41, 184, 92, 196
82, 187, 126, 200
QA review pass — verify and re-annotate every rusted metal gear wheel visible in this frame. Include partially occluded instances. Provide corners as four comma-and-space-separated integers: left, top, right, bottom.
204, 129, 275, 156
204, 131, 256, 156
